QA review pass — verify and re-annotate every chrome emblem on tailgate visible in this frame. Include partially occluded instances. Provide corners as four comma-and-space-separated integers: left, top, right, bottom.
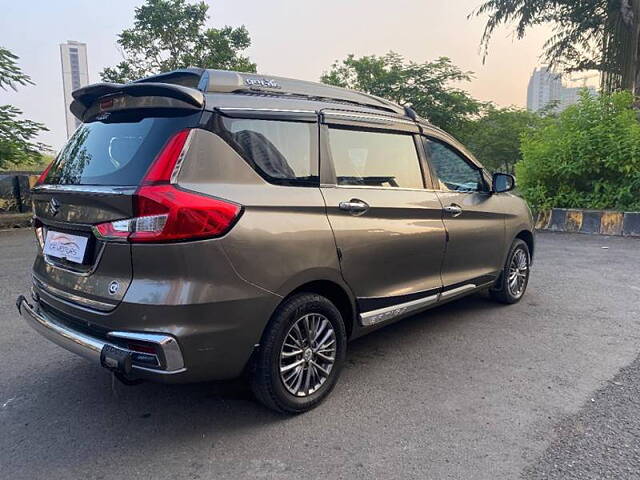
108, 281, 120, 295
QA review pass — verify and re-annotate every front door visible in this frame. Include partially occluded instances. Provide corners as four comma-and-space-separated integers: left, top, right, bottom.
320, 114, 447, 324
422, 136, 506, 292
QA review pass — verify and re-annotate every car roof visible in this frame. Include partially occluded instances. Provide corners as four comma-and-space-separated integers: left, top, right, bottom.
204, 90, 402, 117
71, 68, 484, 168
135, 68, 410, 116
74, 67, 423, 124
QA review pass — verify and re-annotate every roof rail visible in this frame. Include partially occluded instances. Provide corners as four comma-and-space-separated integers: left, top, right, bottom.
134, 68, 406, 115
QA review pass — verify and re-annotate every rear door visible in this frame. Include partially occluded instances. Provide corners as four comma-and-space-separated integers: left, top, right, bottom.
320, 112, 446, 325
33, 106, 202, 311
422, 135, 506, 291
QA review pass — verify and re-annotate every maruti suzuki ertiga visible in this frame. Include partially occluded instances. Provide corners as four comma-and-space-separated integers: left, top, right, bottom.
17, 68, 534, 413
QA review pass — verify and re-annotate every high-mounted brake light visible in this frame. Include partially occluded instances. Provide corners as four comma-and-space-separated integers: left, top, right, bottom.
93, 129, 242, 243
99, 98, 114, 110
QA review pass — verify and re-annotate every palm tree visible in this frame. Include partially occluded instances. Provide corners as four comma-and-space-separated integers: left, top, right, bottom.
472, 0, 640, 95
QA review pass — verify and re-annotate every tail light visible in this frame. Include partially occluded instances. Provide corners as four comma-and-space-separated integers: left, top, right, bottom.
142, 129, 191, 185
93, 129, 242, 243
36, 161, 54, 186
93, 184, 241, 242
34, 218, 45, 249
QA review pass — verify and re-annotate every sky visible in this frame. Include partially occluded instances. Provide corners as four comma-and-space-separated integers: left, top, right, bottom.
0, 0, 570, 151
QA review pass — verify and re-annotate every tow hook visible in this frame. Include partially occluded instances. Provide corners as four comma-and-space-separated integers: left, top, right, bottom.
100, 344, 133, 375
100, 345, 145, 386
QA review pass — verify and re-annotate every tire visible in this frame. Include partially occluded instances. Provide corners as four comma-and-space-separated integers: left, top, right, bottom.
250, 293, 347, 414
490, 239, 531, 305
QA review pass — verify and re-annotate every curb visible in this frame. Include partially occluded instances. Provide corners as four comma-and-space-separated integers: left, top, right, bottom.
0, 171, 39, 230
537, 208, 640, 237
0, 213, 32, 230
0, 172, 40, 214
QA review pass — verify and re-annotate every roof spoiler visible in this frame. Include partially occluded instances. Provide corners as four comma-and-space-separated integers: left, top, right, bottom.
70, 82, 205, 121
132, 68, 206, 89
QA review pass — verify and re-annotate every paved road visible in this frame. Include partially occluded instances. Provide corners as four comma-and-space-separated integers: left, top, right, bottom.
1, 229, 639, 479
525, 355, 640, 479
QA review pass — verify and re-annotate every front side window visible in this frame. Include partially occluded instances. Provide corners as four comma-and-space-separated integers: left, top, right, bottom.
218, 117, 317, 186
425, 139, 486, 192
328, 127, 424, 189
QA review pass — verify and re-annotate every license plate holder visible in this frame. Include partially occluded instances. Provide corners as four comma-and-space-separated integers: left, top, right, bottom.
43, 230, 89, 264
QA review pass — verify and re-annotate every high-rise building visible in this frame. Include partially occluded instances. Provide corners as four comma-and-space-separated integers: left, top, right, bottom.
527, 67, 597, 113
526, 67, 563, 113
60, 41, 89, 138
559, 85, 598, 111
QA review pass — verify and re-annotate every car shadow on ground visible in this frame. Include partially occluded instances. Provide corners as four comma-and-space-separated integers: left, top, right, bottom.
6, 293, 505, 469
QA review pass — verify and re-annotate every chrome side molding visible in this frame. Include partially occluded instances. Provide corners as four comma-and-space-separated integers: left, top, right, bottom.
440, 284, 477, 299
359, 283, 478, 327
360, 294, 439, 327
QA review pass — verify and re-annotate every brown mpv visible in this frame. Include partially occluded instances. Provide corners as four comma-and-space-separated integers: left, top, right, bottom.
17, 69, 535, 413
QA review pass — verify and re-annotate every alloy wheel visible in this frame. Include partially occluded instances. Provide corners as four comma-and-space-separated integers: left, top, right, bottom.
508, 248, 529, 299
279, 313, 336, 397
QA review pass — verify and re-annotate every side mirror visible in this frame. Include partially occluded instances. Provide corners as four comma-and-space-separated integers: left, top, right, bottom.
492, 173, 516, 193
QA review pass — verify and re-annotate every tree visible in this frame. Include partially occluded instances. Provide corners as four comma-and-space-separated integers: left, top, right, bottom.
101, 0, 256, 83
457, 106, 541, 174
472, 0, 640, 95
517, 90, 640, 211
0, 47, 49, 170
321, 52, 482, 135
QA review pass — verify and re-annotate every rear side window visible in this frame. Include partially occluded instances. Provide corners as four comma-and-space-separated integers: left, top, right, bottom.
44, 111, 201, 186
217, 117, 317, 186
328, 127, 424, 189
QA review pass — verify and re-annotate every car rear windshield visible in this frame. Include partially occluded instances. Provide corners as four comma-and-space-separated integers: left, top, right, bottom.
43, 111, 202, 186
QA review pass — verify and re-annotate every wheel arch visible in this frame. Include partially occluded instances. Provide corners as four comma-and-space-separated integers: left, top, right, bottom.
283, 280, 356, 340
515, 229, 535, 262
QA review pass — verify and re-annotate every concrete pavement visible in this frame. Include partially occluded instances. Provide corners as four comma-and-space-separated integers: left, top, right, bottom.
1, 229, 639, 479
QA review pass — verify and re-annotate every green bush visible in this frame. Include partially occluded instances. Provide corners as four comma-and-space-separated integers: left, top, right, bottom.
517, 90, 640, 212
457, 105, 541, 175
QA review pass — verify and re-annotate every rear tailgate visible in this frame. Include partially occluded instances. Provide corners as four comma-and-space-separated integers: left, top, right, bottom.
32, 186, 136, 311
32, 90, 203, 311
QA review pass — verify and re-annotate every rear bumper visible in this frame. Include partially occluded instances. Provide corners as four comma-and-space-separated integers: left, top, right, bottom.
16, 294, 187, 381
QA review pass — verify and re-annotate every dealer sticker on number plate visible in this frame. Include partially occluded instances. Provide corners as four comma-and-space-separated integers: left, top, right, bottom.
43, 230, 88, 264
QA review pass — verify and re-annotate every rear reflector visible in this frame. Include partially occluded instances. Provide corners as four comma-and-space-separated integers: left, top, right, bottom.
93, 129, 242, 243
127, 342, 158, 355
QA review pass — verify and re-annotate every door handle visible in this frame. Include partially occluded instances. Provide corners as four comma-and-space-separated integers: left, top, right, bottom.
339, 199, 370, 215
444, 204, 463, 217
